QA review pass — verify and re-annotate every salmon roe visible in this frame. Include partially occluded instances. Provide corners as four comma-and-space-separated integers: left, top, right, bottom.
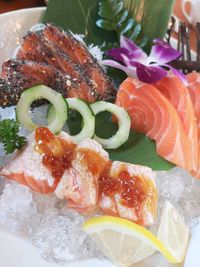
99, 170, 146, 209
35, 127, 54, 143
35, 127, 75, 180
42, 153, 72, 179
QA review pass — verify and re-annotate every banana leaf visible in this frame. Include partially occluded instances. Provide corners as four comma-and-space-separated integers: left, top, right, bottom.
43, 0, 174, 171
124, 0, 175, 50
67, 111, 174, 170
43, 0, 117, 45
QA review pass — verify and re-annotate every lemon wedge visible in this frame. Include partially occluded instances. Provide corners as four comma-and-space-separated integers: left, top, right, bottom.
83, 209, 190, 266
157, 201, 190, 263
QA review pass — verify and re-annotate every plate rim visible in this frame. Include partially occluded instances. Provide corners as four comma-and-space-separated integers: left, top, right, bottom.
0, 6, 46, 18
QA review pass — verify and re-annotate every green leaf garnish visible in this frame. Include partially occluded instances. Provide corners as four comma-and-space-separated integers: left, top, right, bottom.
43, 0, 117, 45
67, 111, 174, 170
123, 0, 175, 50
96, 0, 148, 46
0, 119, 27, 154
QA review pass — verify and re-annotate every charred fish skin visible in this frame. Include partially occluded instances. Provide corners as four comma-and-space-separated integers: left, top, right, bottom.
17, 31, 97, 100
17, 31, 68, 71
0, 77, 21, 108
0, 24, 116, 108
40, 39, 98, 101
0, 59, 77, 107
43, 24, 116, 100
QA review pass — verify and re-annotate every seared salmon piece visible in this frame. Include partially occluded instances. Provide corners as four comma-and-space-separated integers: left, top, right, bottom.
0, 24, 116, 108
98, 161, 157, 226
17, 32, 96, 101
55, 138, 110, 213
16, 31, 59, 67
43, 24, 116, 100
0, 132, 75, 194
0, 59, 87, 106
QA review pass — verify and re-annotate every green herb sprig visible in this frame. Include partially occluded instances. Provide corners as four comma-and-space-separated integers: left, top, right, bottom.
96, 0, 148, 48
0, 119, 27, 154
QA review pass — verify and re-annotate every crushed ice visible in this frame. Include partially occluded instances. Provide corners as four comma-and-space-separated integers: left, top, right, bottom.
32, 211, 100, 264
0, 181, 102, 264
0, 166, 200, 264
156, 167, 200, 226
0, 183, 38, 236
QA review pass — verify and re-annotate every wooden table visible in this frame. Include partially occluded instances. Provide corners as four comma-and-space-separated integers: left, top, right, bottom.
0, 0, 45, 14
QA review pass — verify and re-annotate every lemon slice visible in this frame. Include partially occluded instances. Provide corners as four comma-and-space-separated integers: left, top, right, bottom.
84, 217, 170, 266
83, 212, 189, 266
157, 201, 190, 263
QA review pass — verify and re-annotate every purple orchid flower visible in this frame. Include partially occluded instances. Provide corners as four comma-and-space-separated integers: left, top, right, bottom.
102, 36, 186, 84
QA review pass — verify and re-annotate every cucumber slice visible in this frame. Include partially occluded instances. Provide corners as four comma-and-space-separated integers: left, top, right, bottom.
90, 101, 131, 149
47, 98, 95, 143
16, 85, 68, 133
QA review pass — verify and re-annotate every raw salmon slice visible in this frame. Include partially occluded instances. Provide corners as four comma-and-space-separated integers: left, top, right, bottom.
154, 75, 198, 171
115, 77, 193, 171
187, 72, 200, 178
98, 161, 157, 226
0, 132, 75, 194
55, 138, 110, 213
43, 24, 116, 100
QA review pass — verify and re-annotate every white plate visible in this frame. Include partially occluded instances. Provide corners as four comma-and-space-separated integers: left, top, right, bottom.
0, 7, 199, 267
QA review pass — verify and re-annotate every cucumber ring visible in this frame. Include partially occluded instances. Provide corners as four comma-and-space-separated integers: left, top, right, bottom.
47, 98, 95, 143
16, 85, 68, 133
90, 101, 131, 149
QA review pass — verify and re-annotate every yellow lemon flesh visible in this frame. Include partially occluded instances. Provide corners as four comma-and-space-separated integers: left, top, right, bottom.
84, 207, 190, 267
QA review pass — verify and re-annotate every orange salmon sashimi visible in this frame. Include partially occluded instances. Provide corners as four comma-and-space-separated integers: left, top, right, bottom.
0, 131, 75, 194
55, 138, 110, 213
187, 72, 200, 178
116, 77, 193, 172
154, 74, 198, 172
98, 161, 157, 226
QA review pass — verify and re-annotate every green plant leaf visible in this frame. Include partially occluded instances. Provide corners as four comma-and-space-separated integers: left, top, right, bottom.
120, 18, 135, 35
113, 2, 123, 15
124, 0, 175, 50
117, 10, 129, 26
96, 0, 146, 46
96, 19, 116, 31
129, 23, 141, 40
43, 0, 118, 45
67, 111, 174, 171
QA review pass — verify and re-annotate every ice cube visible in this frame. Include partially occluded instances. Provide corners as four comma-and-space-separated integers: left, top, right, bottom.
156, 167, 200, 225
0, 182, 39, 236
32, 215, 74, 263
32, 191, 65, 216
0, 107, 16, 120
0, 177, 5, 194
32, 211, 102, 264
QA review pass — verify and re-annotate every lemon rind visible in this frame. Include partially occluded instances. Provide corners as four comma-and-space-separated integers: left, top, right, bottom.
83, 216, 183, 263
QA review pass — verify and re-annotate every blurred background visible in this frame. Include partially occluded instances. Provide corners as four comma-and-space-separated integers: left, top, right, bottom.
0, 0, 45, 14
0, 0, 191, 25
0, 0, 196, 50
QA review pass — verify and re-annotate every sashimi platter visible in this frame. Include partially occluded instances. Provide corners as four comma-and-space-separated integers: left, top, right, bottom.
0, 1, 200, 266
